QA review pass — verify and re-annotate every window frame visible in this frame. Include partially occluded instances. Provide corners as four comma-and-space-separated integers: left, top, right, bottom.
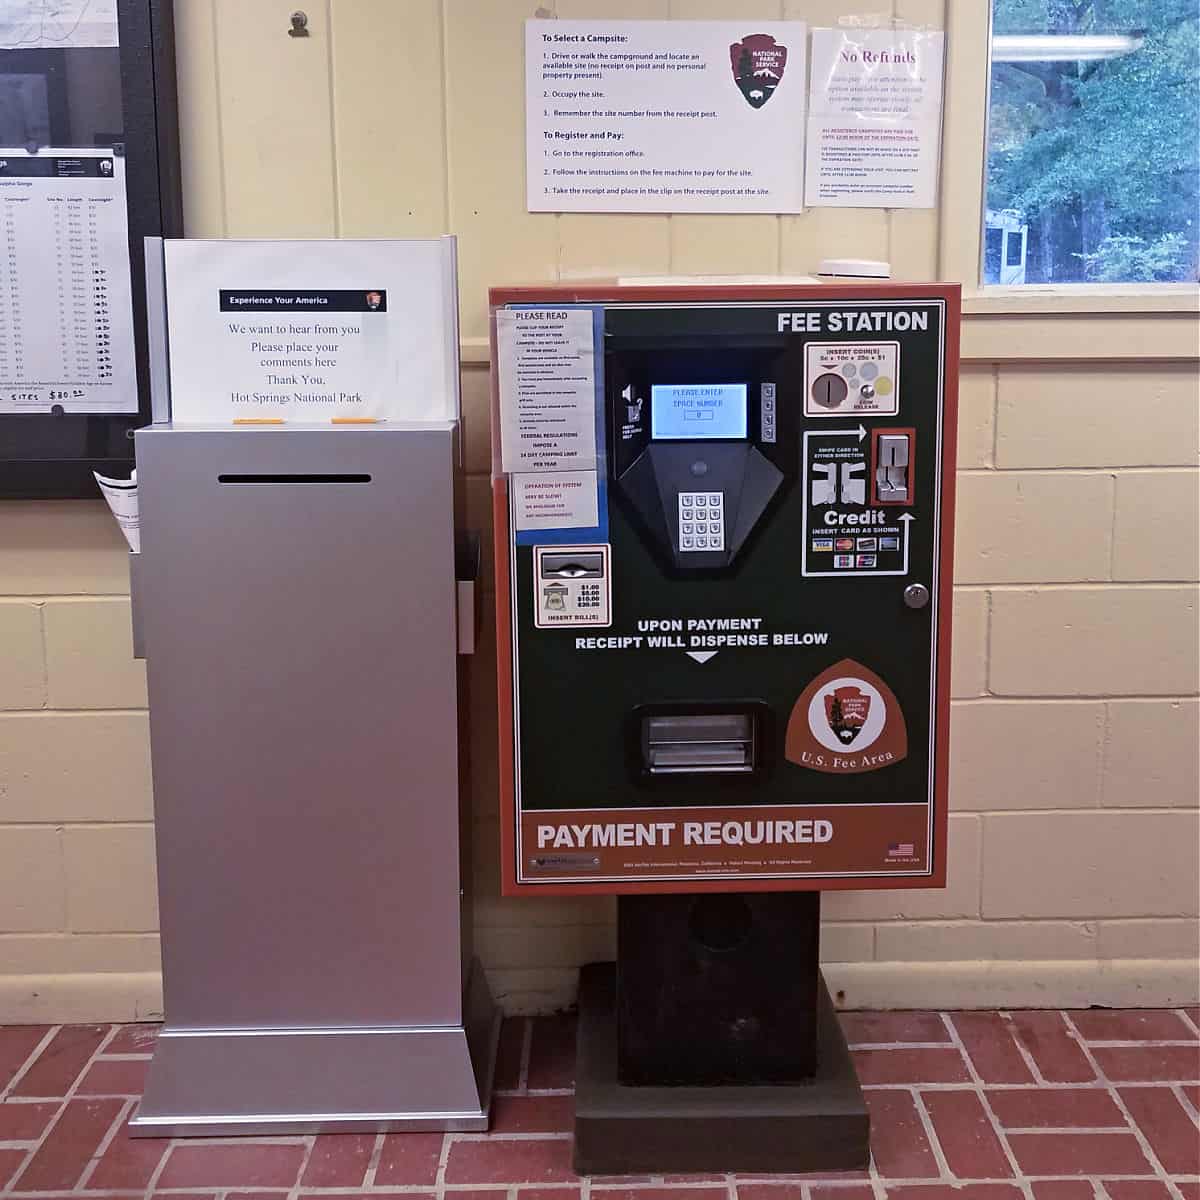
938, 1, 1198, 360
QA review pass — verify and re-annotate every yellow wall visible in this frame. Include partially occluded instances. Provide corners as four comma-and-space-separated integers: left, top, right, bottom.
0, 0, 1196, 1020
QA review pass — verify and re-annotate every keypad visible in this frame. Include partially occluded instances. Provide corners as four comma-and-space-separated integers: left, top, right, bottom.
678, 491, 725, 551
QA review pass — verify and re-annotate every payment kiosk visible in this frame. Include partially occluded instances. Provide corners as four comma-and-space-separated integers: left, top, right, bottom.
491, 282, 960, 1172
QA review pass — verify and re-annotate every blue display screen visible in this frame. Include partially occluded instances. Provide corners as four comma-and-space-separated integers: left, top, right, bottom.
649, 384, 748, 441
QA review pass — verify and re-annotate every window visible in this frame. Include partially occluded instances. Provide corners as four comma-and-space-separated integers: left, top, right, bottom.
984, 1, 1200, 286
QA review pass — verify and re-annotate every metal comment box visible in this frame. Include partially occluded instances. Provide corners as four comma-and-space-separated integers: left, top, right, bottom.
129, 424, 496, 1135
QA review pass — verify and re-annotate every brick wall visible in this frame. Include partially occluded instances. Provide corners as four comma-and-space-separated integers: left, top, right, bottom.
0, 506, 160, 1017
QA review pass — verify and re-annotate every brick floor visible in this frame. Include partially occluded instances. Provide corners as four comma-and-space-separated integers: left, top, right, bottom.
0, 1008, 1195, 1196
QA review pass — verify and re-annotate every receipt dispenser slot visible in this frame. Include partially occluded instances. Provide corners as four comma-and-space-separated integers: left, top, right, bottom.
643, 713, 755, 774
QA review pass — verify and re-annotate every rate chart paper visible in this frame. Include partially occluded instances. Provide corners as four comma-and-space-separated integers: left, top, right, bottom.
0, 148, 137, 414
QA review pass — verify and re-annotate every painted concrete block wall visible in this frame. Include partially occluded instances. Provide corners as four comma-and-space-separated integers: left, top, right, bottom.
0, 0, 1195, 1019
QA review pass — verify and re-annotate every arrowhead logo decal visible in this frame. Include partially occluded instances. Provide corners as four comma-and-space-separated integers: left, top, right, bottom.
786, 659, 907, 774
729, 34, 787, 109
824, 685, 871, 744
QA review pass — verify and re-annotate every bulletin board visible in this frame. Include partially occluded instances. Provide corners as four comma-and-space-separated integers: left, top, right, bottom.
0, 0, 182, 498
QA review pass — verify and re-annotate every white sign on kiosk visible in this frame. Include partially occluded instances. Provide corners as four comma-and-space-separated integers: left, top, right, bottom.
497, 306, 602, 532
163, 239, 460, 424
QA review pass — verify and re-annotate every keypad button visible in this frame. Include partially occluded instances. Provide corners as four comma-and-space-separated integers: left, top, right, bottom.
682, 522, 693, 534
682, 509, 693, 520
709, 494, 721, 507
681, 536, 694, 549
696, 536, 708, 548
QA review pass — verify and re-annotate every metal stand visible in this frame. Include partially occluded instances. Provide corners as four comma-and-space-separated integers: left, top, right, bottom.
573, 895, 869, 1174
129, 425, 496, 1136
133, 963, 498, 1136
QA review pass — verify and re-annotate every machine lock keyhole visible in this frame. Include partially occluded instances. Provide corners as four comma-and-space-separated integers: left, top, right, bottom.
904, 582, 930, 609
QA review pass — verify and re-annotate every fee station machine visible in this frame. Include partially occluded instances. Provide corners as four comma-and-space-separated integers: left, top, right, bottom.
490, 282, 960, 1173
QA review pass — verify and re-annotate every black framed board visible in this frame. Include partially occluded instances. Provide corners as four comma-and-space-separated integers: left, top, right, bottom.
0, 0, 182, 498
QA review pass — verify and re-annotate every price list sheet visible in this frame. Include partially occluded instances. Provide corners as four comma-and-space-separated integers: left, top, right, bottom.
0, 148, 137, 413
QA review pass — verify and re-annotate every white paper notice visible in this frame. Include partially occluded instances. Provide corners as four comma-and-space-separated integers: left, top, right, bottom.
513, 471, 600, 531
805, 29, 945, 209
1, 0, 118, 49
0, 149, 137, 413
526, 20, 806, 213
498, 308, 597, 474
163, 239, 459, 424
94, 470, 139, 553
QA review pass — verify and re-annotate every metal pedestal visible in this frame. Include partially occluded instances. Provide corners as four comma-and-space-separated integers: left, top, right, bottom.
574, 964, 868, 1175
132, 962, 497, 1136
129, 424, 496, 1136
574, 893, 869, 1174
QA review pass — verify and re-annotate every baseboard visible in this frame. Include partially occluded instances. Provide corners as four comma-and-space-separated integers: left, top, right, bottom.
821, 959, 1200, 1011
0, 973, 163, 1024
1, 960, 1195, 1024
486, 960, 1200, 1017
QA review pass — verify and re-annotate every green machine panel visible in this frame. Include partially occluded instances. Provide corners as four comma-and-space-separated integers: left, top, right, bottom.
492, 283, 960, 896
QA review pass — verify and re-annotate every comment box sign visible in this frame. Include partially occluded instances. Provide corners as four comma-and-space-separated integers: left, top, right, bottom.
164, 239, 459, 424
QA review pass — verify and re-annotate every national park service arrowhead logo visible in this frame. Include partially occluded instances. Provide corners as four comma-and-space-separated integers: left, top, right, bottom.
786, 658, 907, 774
729, 34, 787, 108
825, 685, 871, 744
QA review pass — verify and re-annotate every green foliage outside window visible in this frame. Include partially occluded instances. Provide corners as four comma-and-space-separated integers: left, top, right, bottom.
986, 0, 1199, 283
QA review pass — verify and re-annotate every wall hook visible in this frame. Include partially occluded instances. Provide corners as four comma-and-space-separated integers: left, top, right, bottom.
288, 11, 309, 37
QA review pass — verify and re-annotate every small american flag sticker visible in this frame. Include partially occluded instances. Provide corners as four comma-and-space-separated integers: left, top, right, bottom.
888, 842, 915, 857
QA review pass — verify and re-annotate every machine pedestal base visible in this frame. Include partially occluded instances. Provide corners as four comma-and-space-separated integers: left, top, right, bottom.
573, 962, 869, 1175
129, 960, 499, 1137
